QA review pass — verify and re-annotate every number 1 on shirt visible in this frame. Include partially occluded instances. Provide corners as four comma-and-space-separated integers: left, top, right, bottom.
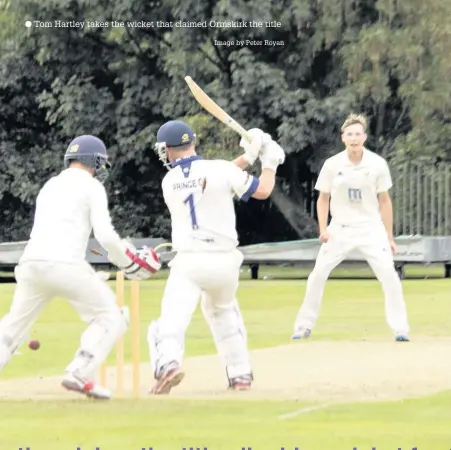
184, 193, 198, 230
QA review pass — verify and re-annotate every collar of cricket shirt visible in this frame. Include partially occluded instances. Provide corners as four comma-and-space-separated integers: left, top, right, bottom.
170, 155, 203, 168
65, 167, 95, 178
343, 147, 369, 168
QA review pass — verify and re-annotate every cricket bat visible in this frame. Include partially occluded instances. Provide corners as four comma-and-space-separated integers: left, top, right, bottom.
184, 76, 252, 143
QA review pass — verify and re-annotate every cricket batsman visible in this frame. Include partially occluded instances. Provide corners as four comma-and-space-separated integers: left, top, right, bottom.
147, 120, 285, 394
292, 114, 410, 342
0, 135, 161, 399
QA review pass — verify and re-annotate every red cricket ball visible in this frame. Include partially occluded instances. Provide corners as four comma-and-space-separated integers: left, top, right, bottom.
28, 340, 40, 350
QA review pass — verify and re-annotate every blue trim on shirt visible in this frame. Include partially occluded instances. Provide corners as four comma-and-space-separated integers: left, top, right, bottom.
171, 155, 203, 178
170, 155, 203, 168
241, 176, 259, 202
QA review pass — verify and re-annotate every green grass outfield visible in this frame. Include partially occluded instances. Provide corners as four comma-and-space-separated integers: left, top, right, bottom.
0, 265, 450, 450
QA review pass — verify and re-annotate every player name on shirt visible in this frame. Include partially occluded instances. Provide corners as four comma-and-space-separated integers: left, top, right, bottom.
172, 178, 205, 191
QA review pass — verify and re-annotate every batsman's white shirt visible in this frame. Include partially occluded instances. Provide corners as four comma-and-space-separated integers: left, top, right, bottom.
162, 155, 259, 252
316, 148, 392, 225
20, 168, 124, 264
149, 155, 257, 380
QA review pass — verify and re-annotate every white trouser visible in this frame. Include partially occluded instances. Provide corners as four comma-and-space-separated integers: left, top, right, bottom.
0, 260, 127, 380
294, 221, 410, 336
148, 249, 251, 382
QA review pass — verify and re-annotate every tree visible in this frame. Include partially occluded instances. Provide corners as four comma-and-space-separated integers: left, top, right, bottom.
1, 0, 449, 243
342, 0, 451, 163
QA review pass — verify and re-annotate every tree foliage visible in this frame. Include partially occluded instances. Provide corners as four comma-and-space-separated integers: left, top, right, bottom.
0, 0, 449, 243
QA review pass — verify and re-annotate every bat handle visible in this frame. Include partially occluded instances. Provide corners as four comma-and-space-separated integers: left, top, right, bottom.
228, 121, 252, 143
242, 131, 253, 143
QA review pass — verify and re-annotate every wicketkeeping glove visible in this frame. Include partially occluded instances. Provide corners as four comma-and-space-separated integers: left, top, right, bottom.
121, 246, 162, 281
107, 240, 162, 281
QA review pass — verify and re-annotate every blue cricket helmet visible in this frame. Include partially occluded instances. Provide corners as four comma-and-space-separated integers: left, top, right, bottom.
155, 120, 196, 169
64, 135, 111, 183
156, 120, 195, 147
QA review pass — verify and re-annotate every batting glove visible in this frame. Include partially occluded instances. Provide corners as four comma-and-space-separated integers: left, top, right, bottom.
259, 140, 286, 172
240, 128, 268, 165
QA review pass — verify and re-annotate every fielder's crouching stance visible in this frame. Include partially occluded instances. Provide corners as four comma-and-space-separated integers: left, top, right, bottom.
0, 135, 161, 399
292, 114, 410, 342
148, 120, 285, 394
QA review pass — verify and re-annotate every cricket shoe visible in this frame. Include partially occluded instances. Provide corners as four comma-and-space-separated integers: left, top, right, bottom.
292, 328, 311, 340
61, 371, 111, 400
228, 374, 252, 391
395, 334, 409, 342
150, 362, 184, 395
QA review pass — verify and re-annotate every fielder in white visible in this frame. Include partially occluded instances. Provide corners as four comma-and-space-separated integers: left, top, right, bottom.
148, 120, 285, 394
292, 114, 410, 342
0, 135, 161, 399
